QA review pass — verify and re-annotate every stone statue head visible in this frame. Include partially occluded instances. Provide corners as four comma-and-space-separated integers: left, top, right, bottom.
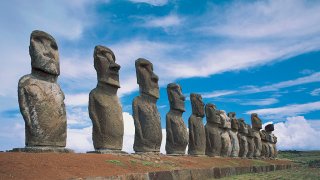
29, 30, 59, 76
228, 112, 238, 130
238, 118, 248, 134
265, 124, 274, 132
247, 124, 254, 137
167, 83, 185, 112
135, 58, 159, 99
251, 113, 262, 130
205, 103, 220, 124
190, 93, 205, 117
273, 136, 277, 144
219, 110, 231, 129
94, 45, 120, 88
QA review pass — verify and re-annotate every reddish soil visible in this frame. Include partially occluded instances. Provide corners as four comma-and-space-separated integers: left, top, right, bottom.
0, 152, 292, 180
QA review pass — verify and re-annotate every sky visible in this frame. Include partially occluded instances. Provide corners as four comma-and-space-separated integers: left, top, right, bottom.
0, 0, 320, 153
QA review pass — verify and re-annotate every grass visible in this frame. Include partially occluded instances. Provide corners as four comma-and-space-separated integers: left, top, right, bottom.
219, 151, 320, 180
105, 159, 124, 166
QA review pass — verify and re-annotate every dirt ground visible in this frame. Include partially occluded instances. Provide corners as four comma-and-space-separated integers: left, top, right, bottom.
0, 152, 292, 180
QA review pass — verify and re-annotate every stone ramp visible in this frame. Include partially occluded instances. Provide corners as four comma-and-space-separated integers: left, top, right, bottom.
75, 164, 293, 180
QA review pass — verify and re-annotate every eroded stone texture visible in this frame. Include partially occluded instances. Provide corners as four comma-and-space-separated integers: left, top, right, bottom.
133, 58, 162, 153
228, 112, 239, 157
260, 130, 270, 159
251, 113, 262, 158
246, 124, 255, 158
273, 136, 278, 158
238, 118, 248, 158
88, 45, 124, 151
205, 103, 222, 157
265, 124, 275, 158
188, 93, 206, 155
165, 83, 188, 155
18, 30, 67, 147
219, 110, 232, 157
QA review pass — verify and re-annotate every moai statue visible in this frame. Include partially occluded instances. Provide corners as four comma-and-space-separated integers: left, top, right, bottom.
246, 124, 255, 159
205, 103, 222, 157
165, 83, 188, 155
265, 124, 275, 158
219, 110, 232, 157
16, 30, 71, 152
260, 130, 270, 159
273, 135, 278, 158
88, 45, 124, 153
238, 118, 248, 158
228, 112, 239, 157
132, 58, 162, 153
251, 113, 262, 158
188, 93, 206, 156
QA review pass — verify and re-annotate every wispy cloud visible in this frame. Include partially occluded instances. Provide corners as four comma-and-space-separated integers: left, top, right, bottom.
310, 88, 320, 96
129, 0, 168, 6
246, 101, 320, 120
143, 14, 182, 28
240, 98, 279, 106
201, 90, 237, 98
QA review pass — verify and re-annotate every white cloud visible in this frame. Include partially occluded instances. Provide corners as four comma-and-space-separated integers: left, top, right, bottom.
201, 90, 237, 98
199, 0, 320, 39
273, 116, 320, 150
240, 98, 279, 106
246, 101, 320, 120
310, 88, 320, 96
129, 0, 168, 6
242, 72, 320, 94
65, 93, 89, 106
143, 14, 182, 28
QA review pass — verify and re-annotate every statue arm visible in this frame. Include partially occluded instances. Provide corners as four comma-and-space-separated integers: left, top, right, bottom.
132, 99, 143, 140
188, 118, 195, 146
166, 115, 174, 144
88, 93, 101, 134
205, 128, 212, 149
18, 86, 31, 129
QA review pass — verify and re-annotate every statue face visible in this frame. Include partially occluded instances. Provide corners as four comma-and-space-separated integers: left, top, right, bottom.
260, 130, 267, 140
167, 83, 185, 112
205, 103, 220, 124
219, 110, 231, 129
94, 45, 120, 88
190, 93, 205, 117
29, 30, 59, 75
251, 113, 262, 130
135, 58, 159, 99
238, 119, 248, 134
228, 112, 239, 130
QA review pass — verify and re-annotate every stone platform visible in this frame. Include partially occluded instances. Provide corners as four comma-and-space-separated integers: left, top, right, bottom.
9, 146, 74, 153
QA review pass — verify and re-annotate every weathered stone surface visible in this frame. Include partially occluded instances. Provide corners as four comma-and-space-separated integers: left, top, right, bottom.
165, 83, 188, 155
188, 93, 206, 155
219, 110, 232, 157
273, 135, 278, 158
133, 58, 162, 153
251, 113, 262, 158
246, 124, 255, 158
18, 30, 67, 148
228, 112, 239, 157
265, 124, 276, 158
205, 103, 222, 157
260, 130, 270, 159
238, 118, 248, 158
89, 45, 124, 151
10, 146, 73, 153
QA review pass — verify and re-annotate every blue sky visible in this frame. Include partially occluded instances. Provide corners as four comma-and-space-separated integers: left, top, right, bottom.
0, 0, 320, 152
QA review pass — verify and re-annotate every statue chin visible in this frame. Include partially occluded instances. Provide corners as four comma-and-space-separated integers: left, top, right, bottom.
143, 88, 159, 99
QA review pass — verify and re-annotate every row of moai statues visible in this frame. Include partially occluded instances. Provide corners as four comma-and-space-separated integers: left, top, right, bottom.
16, 30, 277, 158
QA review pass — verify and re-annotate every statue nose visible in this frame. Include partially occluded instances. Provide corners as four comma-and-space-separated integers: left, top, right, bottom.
43, 52, 54, 59
151, 73, 159, 82
110, 62, 120, 72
